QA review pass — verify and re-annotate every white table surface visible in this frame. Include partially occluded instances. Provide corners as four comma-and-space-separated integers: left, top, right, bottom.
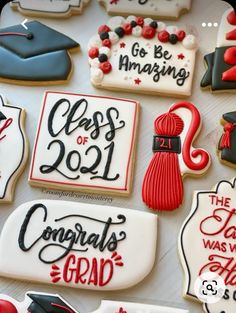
0, 0, 235, 312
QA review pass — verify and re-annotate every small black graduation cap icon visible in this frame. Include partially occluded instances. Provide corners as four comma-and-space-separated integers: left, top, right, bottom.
27, 293, 78, 313
0, 21, 79, 84
0, 1, 12, 14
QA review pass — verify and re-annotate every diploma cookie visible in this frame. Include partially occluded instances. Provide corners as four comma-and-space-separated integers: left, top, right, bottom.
0, 200, 157, 290
142, 101, 211, 211
88, 16, 198, 97
179, 178, 236, 313
0, 294, 189, 313
0, 95, 28, 203
29, 91, 139, 196
0, 291, 78, 313
0, 21, 79, 85
11, 0, 90, 18
218, 111, 236, 167
201, 1, 236, 92
98, 0, 191, 20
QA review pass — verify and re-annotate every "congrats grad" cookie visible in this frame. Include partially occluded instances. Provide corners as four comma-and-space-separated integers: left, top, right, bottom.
0, 200, 157, 290
88, 16, 198, 97
29, 91, 139, 196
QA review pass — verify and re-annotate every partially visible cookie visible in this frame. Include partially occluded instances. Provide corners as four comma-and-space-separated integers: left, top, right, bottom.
218, 111, 236, 167
98, 0, 191, 20
11, 0, 90, 18
0, 95, 28, 203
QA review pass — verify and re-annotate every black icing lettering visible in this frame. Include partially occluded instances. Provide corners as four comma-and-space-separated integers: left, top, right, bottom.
80, 145, 101, 175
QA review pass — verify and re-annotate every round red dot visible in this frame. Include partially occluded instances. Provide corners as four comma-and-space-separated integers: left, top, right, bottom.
102, 39, 111, 48
158, 31, 170, 43
142, 26, 156, 39
0, 300, 18, 313
136, 17, 144, 27
176, 30, 186, 41
88, 47, 99, 59
98, 24, 111, 34
100, 61, 112, 74
123, 23, 133, 35
227, 11, 236, 26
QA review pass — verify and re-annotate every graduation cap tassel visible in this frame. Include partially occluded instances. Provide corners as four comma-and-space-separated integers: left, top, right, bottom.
0, 32, 34, 40
142, 112, 184, 211
220, 122, 236, 149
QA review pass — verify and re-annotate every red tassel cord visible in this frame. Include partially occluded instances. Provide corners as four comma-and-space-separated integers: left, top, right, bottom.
142, 101, 210, 211
220, 123, 236, 149
142, 112, 184, 211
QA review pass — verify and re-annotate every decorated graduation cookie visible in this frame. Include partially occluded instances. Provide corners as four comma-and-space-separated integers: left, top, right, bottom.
142, 101, 211, 211
98, 0, 191, 20
0, 294, 189, 313
0, 200, 157, 290
29, 91, 139, 196
0, 21, 79, 85
11, 0, 90, 18
218, 111, 236, 167
0, 95, 28, 203
201, 1, 236, 92
88, 16, 198, 97
179, 178, 236, 313
0, 292, 77, 313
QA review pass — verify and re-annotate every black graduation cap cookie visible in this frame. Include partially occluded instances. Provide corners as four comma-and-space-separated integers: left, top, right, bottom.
0, 292, 78, 313
0, 20, 79, 85
201, 0, 236, 92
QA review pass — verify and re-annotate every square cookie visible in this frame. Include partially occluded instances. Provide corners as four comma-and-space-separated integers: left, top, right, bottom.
29, 91, 139, 195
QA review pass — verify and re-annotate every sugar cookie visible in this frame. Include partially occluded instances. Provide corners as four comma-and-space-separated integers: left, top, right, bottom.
88, 16, 198, 97
11, 0, 90, 18
29, 91, 139, 196
0, 21, 79, 85
0, 200, 157, 290
142, 101, 211, 211
98, 0, 191, 20
179, 177, 236, 313
0, 95, 28, 203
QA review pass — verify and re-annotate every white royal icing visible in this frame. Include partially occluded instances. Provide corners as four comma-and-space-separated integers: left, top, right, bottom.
98, 0, 191, 19
11, 0, 90, 16
29, 91, 139, 195
88, 16, 198, 97
0, 95, 28, 203
0, 200, 158, 290
179, 178, 236, 313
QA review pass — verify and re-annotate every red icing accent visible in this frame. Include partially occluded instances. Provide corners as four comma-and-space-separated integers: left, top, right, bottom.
98, 25, 111, 34
176, 30, 186, 41
0, 118, 13, 141
100, 61, 112, 74
220, 123, 236, 149
136, 17, 144, 27
142, 111, 184, 211
0, 300, 18, 313
169, 101, 210, 171
227, 10, 236, 25
223, 47, 236, 81
123, 23, 133, 35
142, 26, 156, 39
102, 39, 111, 48
88, 47, 99, 59
226, 29, 236, 40
117, 308, 127, 313
51, 303, 74, 313
158, 31, 169, 43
